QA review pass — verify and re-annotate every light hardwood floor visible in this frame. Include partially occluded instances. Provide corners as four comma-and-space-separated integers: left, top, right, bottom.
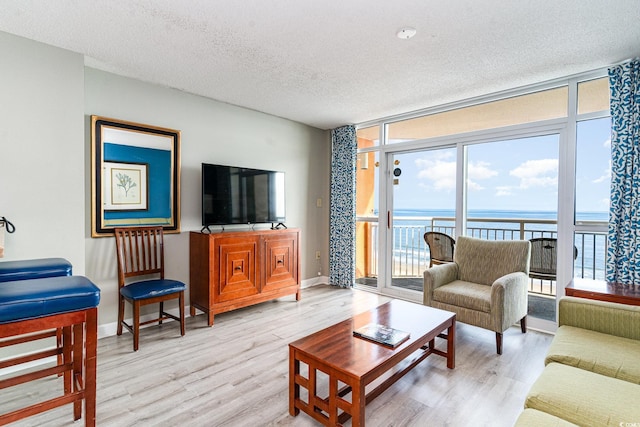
1, 285, 552, 427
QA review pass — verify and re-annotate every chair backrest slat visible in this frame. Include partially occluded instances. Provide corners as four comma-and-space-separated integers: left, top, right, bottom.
114, 226, 165, 287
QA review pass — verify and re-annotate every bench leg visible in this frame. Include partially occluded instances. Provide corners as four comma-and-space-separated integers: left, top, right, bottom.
85, 308, 98, 427
62, 326, 72, 393
73, 320, 83, 420
0, 308, 98, 426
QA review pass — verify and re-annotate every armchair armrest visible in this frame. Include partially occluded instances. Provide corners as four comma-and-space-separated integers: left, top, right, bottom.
491, 271, 529, 330
423, 263, 458, 306
559, 296, 640, 341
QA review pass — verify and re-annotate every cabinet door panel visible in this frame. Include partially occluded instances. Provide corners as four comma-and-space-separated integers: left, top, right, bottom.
263, 234, 298, 292
217, 240, 259, 301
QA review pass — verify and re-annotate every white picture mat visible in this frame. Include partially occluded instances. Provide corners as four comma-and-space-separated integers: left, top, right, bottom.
103, 162, 148, 210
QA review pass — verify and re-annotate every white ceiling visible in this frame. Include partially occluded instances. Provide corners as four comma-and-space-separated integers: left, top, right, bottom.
1, 1, 639, 130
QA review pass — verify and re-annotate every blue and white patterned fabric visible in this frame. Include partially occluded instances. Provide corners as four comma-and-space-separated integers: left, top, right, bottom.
329, 125, 356, 288
606, 59, 640, 283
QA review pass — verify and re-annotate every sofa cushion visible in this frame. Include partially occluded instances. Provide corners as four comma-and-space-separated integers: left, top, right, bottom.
546, 325, 640, 384
514, 408, 578, 427
559, 296, 640, 341
525, 362, 640, 426
432, 280, 491, 313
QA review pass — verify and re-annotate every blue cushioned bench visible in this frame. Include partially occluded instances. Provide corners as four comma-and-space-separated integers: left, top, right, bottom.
0, 258, 74, 381
0, 276, 100, 322
0, 261, 100, 427
0, 257, 72, 282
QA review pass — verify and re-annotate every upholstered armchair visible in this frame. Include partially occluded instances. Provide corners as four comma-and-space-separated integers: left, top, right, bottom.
423, 236, 531, 354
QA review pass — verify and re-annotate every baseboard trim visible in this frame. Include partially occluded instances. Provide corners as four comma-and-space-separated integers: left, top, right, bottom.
301, 275, 328, 288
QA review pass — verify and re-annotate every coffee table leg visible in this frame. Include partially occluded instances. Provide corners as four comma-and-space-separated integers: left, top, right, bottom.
351, 381, 366, 427
447, 318, 456, 369
328, 376, 338, 425
289, 347, 300, 416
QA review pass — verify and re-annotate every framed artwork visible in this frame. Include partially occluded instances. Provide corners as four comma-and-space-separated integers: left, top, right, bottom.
91, 116, 181, 237
103, 162, 148, 211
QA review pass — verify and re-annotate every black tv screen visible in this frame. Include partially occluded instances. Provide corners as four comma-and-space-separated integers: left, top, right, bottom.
202, 163, 286, 226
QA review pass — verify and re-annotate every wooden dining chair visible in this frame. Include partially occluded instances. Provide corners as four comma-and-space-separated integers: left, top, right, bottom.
114, 226, 186, 351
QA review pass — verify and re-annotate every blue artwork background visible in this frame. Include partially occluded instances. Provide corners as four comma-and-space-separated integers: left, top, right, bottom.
104, 143, 171, 220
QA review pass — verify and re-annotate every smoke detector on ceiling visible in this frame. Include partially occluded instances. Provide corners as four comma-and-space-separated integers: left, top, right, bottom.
396, 27, 417, 39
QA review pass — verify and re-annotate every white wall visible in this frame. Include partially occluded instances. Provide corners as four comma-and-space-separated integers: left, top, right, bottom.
0, 31, 331, 337
0, 32, 85, 272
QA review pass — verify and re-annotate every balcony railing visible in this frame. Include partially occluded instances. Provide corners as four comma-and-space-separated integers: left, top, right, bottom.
356, 216, 608, 297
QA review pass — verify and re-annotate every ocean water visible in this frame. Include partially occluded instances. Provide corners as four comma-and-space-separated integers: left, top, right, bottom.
377, 209, 608, 280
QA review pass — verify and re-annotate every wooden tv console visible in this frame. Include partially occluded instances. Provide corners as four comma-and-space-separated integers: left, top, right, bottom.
189, 228, 300, 326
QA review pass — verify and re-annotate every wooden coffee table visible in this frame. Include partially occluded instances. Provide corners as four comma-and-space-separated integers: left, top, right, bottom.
289, 299, 455, 426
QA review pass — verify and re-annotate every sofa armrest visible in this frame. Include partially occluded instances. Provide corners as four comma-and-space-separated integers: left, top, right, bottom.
491, 271, 529, 331
559, 296, 640, 341
423, 263, 458, 306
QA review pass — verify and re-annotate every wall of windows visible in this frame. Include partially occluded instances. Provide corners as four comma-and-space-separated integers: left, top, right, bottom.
355, 71, 610, 329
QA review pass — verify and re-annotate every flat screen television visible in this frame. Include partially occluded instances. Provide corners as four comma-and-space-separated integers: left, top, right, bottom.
202, 163, 286, 226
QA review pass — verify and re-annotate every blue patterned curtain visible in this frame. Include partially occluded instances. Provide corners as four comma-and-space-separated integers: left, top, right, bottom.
329, 125, 357, 288
606, 59, 640, 283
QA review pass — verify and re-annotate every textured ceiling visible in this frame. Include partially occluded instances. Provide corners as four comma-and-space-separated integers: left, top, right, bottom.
1, 1, 639, 130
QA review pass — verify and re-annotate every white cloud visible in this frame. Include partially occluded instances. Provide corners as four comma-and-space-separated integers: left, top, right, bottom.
467, 180, 484, 191
603, 138, 611, 148
468, 161, 498, 180
510, 159, 558, 189
416, 158, 498, 192
495, 186, 513, 197
416, 158, 456, 191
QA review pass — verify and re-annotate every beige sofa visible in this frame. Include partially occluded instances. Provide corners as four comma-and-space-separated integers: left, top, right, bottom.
515, 296, 640, 426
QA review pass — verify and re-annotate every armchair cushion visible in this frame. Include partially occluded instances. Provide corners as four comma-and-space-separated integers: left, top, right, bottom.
433, 280, 491, 312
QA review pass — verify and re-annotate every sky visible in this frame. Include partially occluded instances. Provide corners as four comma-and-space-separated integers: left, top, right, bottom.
391, 117, 611, 214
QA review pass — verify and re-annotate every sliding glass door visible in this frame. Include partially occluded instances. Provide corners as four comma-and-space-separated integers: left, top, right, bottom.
465, 133, 560, 322
388, 148, 456, 293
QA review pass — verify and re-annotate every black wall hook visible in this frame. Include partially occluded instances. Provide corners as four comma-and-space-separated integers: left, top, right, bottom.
0, 217, 15, 233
